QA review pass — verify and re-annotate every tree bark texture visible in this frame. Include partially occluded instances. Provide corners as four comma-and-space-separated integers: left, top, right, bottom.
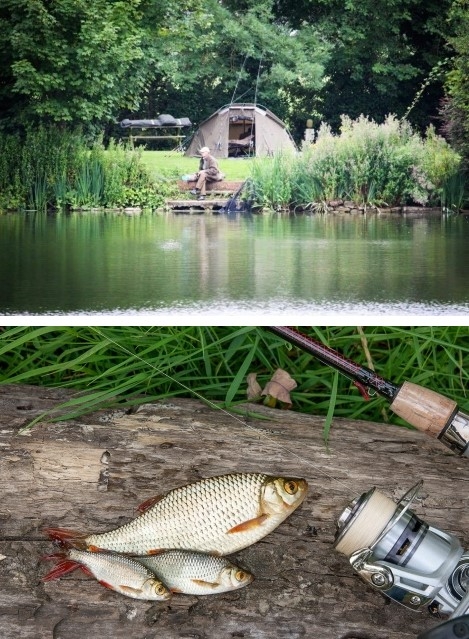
1, 384, 467, 639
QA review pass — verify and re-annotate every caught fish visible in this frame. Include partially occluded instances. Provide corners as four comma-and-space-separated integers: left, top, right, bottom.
136, 549, 253, 595
42, 548, 171, 601
45, 472, 308, 556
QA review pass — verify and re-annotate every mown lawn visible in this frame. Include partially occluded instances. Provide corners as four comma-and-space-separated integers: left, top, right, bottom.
141, 150, 254, 181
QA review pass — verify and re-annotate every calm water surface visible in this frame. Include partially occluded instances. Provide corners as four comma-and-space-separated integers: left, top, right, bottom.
1, 210, 468, 319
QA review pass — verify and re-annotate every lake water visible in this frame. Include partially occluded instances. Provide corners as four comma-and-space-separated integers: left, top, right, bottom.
1, 209, 468, 321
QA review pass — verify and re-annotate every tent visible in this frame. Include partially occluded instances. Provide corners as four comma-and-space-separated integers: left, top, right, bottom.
185, 103, 297, 158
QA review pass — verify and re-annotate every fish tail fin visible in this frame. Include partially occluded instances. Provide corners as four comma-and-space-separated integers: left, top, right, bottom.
41, 551, 67, 562
44, 527, 88, 550
42, 558, 82, 581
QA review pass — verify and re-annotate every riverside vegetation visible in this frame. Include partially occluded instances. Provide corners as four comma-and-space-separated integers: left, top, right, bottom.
249, 115, 468, 212
0, 115, 466, 213
1, 326, 468, 441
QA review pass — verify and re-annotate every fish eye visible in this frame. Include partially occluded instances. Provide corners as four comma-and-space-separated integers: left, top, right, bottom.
235, 569, 246, 582
284, 480, 298, 495
154, 582, 167, 596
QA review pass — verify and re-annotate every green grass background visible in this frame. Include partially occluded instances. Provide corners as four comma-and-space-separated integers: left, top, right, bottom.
1, 326, 468, 439
141, 151, 253, 180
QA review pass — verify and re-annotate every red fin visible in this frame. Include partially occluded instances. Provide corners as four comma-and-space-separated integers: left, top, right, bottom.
42, 559, 82, 582
137, 494, 163, 513
228, 514, 269, 534
44, 527, 88, 550
147, 548, 164, 556
98, 580, 115, 591
80, 565, 94, 578
41, 552, 66, 562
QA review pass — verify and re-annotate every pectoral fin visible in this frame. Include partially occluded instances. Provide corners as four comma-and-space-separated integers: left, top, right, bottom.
119, 584, 143, 595
191, 579, 219, 590
227, 513, 269, 534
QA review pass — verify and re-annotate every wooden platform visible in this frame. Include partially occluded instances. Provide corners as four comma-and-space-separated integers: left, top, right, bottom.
176, 180, 244, 192
166, 198, 229, 212
1, 384, 466, 639
166, 179, 245, 212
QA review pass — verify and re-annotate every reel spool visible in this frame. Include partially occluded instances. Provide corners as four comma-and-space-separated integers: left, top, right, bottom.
334, 482, 469, 615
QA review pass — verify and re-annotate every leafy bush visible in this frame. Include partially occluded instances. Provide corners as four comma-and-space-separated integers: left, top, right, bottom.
248, 115, 465, 210
0, 128, 170, 212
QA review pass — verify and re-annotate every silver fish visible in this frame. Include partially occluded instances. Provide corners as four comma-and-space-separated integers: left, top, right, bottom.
42, 548, 171, 601
46, 472, 308, 556
136, 550, 254, 595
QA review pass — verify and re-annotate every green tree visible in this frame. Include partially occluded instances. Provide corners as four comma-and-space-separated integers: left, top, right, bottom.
132, 0, 330, 134
273, 0, 454, 132
443, 0, 469, 161
0, 0, 147, 131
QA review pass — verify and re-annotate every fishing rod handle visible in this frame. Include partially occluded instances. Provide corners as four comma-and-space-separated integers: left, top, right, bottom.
390, 382, 469, 456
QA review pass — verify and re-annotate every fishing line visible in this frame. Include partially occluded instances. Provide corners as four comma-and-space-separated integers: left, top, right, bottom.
230, 54, 249, 105
253, 52, 263, 106
88, 327, 352, 492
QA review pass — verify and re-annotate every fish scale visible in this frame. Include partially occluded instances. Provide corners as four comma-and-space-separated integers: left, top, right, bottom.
136, 550, 254, 595
66, 472, 309, 556
42, 548, 171, 601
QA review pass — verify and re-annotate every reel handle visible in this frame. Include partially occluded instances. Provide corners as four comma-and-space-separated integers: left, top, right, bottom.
417, 616, 469, 639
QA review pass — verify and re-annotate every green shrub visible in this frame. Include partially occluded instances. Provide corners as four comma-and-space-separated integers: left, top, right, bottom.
0, 128, 167, 211
248, 115, 465, 210
249, 153, 294, 210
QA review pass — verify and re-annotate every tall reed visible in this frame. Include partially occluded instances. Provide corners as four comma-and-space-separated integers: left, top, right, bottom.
0, 327, 468, 434
0, 127, 164, 211
250, 153, 293, 210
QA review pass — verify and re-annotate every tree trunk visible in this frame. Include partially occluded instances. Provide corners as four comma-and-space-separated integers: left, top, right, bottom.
1, 384, 467, 639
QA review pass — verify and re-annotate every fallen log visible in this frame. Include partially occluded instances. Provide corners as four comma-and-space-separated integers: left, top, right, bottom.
0, 383, 467, 639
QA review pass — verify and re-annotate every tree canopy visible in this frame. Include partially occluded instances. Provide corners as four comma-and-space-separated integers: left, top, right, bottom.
0, 0, 467, 149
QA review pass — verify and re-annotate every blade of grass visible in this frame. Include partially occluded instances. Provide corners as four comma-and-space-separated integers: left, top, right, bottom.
323, 370, 339, 446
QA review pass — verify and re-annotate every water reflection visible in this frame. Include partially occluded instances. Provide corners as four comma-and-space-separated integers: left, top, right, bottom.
0, 210, 468, 318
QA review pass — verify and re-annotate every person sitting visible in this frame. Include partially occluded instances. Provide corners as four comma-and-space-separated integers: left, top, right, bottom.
190, 147, 223, 200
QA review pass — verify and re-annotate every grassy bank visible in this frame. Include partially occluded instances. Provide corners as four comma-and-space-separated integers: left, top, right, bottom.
1, 326, 467, 438
1, 117, 466, 212
141, 150, 253, 181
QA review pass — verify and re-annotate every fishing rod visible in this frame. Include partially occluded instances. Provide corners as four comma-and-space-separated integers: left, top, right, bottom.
267, 326, 469, 457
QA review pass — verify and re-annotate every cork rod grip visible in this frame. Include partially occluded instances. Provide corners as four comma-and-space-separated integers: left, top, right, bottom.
390, 381, 457, 437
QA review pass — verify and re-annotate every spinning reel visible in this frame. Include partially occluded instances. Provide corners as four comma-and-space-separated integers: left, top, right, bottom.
334, 482, 469, 638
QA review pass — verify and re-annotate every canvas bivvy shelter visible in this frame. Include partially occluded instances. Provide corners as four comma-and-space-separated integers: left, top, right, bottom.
185, 103, 297, 158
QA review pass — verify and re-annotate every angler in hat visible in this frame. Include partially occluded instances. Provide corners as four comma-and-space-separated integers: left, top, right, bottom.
190, 147, 223, 200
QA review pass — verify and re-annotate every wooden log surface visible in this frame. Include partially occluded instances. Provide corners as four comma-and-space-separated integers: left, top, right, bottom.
1, 383, 468, 639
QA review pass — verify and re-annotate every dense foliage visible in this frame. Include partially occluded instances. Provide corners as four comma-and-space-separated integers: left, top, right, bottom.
1, 0, 468, 146
442, 0, 469, 163
0, 128, 175, 211
249, 116, 465, 210
0, 326, 468, 438
0, 0, 147, 132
